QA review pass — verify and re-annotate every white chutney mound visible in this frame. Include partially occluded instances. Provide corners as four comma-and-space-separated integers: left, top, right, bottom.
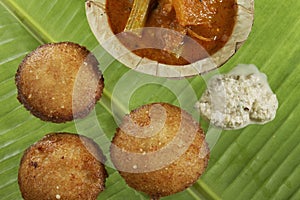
195, 64, 279, 129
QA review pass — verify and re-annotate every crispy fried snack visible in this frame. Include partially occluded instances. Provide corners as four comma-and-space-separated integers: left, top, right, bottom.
111, 103, 209, 199
18, 133, 107, 200
16, 42, 104, 123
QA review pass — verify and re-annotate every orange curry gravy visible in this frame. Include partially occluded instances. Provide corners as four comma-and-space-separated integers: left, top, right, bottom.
106, 0, 237, 65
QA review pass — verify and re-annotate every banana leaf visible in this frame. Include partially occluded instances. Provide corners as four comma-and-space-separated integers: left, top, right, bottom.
0, 0, 299, 199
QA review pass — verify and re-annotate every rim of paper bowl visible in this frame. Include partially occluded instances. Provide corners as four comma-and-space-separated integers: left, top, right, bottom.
85, 0, 254, 78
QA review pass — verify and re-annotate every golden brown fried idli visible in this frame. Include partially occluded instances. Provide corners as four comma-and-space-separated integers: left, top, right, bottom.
18, 132, 107, 200
110, 103, 209, 199
15, 42, 104, 123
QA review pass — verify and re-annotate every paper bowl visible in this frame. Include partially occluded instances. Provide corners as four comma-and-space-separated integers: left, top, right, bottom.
86, 0, 254, 78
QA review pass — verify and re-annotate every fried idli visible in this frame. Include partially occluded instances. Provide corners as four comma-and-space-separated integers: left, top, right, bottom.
18, 132, 107, 200
110, 103, 209, 198
15, 42, 104, 123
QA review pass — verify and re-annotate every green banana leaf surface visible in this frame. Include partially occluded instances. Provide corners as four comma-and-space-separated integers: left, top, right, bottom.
0, 0, 300, 199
